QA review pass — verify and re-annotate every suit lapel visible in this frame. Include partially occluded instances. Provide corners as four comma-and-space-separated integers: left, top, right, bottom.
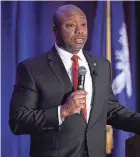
83, 50, 97, 76
83, 50, 103, 127
47, 47, 72, 92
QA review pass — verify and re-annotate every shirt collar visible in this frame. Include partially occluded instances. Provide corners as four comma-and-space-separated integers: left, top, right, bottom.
55, 43, 86, 62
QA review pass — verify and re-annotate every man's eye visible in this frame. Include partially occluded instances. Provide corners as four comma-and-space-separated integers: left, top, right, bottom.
82, 23, 86, 27
66, 24, 75, 28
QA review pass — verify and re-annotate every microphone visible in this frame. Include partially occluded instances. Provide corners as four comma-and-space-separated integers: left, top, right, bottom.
78, 66, 87, 90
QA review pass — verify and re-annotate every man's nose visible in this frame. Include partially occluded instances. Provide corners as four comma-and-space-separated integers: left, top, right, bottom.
75, 25, 84, 35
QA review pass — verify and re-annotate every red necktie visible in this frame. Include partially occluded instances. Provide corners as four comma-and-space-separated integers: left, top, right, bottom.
72, 55, 87, 121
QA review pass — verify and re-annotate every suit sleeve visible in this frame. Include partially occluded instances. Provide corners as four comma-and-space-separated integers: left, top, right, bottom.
9, 62, 60, 135
106, 61, 140, 135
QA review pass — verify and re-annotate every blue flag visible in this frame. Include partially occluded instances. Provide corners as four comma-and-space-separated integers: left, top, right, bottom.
111, 2, 135, 157
91, 1, 136, 157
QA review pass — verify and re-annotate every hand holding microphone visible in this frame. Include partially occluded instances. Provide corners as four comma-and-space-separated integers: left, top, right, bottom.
60, 66, 87, 120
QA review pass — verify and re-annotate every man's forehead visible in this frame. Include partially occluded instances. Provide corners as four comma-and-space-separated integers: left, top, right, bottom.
60, 12, 86, 21
55, 5, 86, 23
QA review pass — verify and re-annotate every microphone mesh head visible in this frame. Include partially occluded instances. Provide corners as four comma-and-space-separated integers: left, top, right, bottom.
78, 66, 87, 76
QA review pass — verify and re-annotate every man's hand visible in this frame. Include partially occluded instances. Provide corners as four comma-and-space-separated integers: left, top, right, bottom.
60, 90, 87, 120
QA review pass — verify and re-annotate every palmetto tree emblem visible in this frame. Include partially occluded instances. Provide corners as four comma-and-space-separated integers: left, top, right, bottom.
112, 22, 132, 97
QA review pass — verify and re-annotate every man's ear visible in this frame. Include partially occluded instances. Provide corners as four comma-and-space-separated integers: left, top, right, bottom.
53, 24, 57, 33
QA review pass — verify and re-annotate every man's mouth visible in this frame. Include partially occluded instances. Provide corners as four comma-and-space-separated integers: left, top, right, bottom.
74, 38, 84, 44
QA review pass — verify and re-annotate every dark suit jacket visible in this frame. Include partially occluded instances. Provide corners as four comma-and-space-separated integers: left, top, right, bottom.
9, 47, 140, 157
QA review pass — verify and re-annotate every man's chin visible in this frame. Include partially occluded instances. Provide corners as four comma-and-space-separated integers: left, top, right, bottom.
73, 44, 84, 51
70, 48, 83, 54
62, 44, 84, 54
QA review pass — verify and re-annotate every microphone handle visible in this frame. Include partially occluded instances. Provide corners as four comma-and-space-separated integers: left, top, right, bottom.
77, 75, 85, 114
78, 75, 85, 90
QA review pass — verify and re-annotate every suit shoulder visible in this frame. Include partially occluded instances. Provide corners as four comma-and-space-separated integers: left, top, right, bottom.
16, 51, 52, 78
85, 50, 110, 65
95, 55, 110, 66
94, 55, 111, 71
19, 53, 47, 68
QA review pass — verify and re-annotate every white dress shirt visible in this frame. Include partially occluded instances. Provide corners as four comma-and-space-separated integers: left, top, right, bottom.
55, 43, 93, 124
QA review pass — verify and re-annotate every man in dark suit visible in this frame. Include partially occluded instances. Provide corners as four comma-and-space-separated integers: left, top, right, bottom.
9, 4, 140, 157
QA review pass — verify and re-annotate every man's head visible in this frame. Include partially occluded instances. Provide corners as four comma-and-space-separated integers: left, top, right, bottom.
53, 4, 88, 54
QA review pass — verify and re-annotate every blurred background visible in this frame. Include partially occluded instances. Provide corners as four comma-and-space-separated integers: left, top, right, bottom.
2, 1, 140, 157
